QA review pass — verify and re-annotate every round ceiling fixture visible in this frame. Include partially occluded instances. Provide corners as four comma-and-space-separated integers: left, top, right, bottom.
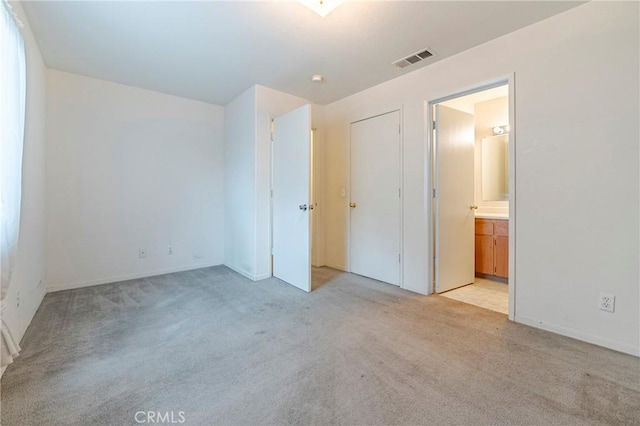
312, 74, 324, 83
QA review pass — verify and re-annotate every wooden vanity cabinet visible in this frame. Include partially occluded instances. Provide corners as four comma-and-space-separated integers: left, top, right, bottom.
475, 218, 508, 279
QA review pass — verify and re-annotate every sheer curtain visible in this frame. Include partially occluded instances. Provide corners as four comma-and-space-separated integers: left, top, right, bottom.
1, 0, 26, 368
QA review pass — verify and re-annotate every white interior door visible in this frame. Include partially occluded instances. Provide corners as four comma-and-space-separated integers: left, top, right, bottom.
272, 104, 312, 292
435, 105, 475, 293
350, 111, 401, 285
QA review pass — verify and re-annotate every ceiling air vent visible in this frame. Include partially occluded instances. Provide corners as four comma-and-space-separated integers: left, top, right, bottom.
393, 48, 433, 69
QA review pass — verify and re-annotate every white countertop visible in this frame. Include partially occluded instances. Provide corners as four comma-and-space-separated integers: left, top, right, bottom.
475, 212, 509, 220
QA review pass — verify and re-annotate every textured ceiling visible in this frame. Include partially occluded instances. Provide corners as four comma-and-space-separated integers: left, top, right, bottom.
22, 1, 583, 105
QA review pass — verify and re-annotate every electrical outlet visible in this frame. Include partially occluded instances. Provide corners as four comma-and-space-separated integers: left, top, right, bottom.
168, 246, 173, 255
599, 293, 615, 313
138, 249, 147, 259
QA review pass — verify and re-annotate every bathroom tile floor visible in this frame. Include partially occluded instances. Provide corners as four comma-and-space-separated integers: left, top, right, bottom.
440, 278, 508, 314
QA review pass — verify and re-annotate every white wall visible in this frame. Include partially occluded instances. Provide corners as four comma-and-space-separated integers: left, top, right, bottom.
323, 2, 639, 355
2, 1, 48, 352
224, 86, 258, 278
46, 70, 225, 290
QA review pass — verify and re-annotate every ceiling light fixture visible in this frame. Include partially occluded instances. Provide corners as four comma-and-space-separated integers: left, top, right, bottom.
312, 74, 324, 83
298, 0, 344, 17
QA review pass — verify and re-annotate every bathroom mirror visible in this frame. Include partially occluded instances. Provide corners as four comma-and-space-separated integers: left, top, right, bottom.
481, 134, 509, 201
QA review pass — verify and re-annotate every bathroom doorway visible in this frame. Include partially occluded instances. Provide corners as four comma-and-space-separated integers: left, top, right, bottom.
428, 78, 515, 318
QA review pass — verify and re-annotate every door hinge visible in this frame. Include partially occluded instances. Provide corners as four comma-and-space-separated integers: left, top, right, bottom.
271, 189, 273, 198
432, 188, 436, 198
270, 119, 274, 141
398, 253, 401, 263
432, 120, 436, 130
398, 188, 401, 198
398, 123, 401, 134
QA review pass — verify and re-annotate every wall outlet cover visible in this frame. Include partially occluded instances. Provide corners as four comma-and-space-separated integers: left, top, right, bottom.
599, 293, 615, 313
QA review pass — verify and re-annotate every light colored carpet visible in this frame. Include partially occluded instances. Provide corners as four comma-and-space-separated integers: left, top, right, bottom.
441, 278, 508, 314
1, 266, 638, 425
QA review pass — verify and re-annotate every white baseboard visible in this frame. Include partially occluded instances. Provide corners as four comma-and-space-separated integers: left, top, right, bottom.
254, 273, 271, 281
515, 315, 639, 357
223, 263, 273, 281
224, 263, 257, 281
47, 263, 221, 292
325, 263, 347, 272
21, 288, 46, 340
0, 287, 46, 377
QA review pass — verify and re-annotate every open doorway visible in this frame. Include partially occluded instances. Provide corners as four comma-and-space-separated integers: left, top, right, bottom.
429, 79, 514, 318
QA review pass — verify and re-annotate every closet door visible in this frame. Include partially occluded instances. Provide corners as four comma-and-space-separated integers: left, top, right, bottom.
350, 110, 401, 285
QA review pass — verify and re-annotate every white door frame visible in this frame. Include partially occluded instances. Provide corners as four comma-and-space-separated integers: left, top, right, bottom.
347, 108, 404, 288
426, 74, 516, 320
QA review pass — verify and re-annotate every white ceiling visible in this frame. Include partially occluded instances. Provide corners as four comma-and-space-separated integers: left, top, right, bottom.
22, 1, 583, 106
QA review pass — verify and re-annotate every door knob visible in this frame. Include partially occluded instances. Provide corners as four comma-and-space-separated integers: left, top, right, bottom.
470, 205, 478, 210
349, 202, 357, 208
299, 204, 308, 211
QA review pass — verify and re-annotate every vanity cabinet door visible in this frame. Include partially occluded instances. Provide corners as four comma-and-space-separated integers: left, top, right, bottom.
475, 235, 494, 274
475, 218, 509, 278
494, 236, 509, 278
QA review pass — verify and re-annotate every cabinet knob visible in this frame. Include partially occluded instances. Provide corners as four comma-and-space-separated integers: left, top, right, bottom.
470, 205, 479, 210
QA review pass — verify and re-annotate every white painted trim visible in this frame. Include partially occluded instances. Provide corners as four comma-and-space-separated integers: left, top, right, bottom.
254, 273, 271, 281
398, 107, 405, 289
47, 263, 222, 292
26, 288, 46, 337
3, 286, 46, 343
325, 262, 347, 272
269, 115, 275, 279
515, 315, 639, 357
506, 73, 516, 322
345, 120, 352, 273
223, 263, 257, 281
253, 91, 261, 281
0, 286, 46, 379
423, 100, 434, 296
225, 264, 270, 281
426, 102, 435, 296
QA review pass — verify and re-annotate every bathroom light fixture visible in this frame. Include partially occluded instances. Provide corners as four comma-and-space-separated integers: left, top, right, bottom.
312, 74, 324, 83
492, 125, 510, 135
298, 0, 344, 17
